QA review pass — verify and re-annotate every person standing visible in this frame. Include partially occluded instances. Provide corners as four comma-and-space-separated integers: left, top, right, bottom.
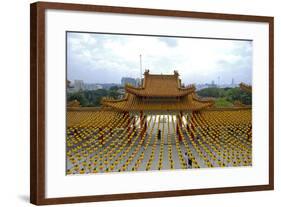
158, 129, 161, 140
188, 158, 193, 168
183, 152, 190, 168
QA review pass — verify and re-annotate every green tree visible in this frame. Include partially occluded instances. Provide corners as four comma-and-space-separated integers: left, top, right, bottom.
197, 87, 222, 98
67, 92, 88, 106
197, 87, 252, 106
226, 88, 252, 105
109, 86, 119, 91
215, 98, 233, 107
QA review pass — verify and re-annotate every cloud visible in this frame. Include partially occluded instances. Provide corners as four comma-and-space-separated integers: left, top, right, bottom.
158, 37, 178, 47
67, 32, 252, 85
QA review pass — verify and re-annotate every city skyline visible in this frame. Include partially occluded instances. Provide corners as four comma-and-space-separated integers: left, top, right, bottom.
68, 77, 238, 86
67, 32, 252, 85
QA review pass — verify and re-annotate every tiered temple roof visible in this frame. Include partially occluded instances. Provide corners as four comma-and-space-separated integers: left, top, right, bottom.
102, 70, 214, 111
239, 83, 252, 93
125, 70, 195, 97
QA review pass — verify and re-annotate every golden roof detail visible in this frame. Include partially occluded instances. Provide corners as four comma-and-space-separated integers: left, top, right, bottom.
125, 70, 195, 97
101, 71, 215, 111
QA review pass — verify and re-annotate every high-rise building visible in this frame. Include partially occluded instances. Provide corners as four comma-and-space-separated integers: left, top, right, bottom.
84, 83, 103, 91
121, 77, 137, 86
74, 80, 85, 91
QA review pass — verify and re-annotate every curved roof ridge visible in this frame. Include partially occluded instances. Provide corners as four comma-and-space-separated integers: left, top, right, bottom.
102, 92, 214, 111
101, 94, 129, 103
125, 84, 143, 90
178, 84, 195, 91
192, 93, 215, 104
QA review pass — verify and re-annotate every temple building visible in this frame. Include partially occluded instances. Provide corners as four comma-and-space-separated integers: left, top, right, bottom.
102, 70, 214, 111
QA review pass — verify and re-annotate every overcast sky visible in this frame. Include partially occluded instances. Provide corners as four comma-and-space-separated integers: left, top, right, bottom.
67, 32, 252, 85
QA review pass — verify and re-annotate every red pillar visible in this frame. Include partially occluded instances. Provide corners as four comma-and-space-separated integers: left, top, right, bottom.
140, 115, 147, 138
144, 115, 147, 137
190, 112, 195, 131
177, 115, 182, 141
132, 116, 136, 131
140, 111, 143, 128
109, 128, 112, 136
127, 116, 131, 132
176, 116, 179, 135
178, 132, 182, 141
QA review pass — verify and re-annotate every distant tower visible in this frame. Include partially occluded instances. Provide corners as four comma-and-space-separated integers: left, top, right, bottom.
217, 76, 220, 86
139, 54, 142, 86
231, 78, 234, 85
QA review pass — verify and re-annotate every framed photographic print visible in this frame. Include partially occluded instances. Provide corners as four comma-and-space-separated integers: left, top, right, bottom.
30, 1, 274, 205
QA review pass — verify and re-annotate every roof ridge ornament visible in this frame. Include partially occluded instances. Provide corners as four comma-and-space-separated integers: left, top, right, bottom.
144, 69, 150, 75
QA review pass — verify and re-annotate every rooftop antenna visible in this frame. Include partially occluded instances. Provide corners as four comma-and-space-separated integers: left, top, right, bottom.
139, 54, 142, 86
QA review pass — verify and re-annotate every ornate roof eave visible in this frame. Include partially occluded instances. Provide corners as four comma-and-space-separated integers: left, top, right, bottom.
125, 84, 196, 97
101, 94, 129, 104
192, 93, 215, 106
101, 93, 214, 112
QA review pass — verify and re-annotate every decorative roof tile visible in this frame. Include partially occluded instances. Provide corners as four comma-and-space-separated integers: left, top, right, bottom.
125, 70, 195, 97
